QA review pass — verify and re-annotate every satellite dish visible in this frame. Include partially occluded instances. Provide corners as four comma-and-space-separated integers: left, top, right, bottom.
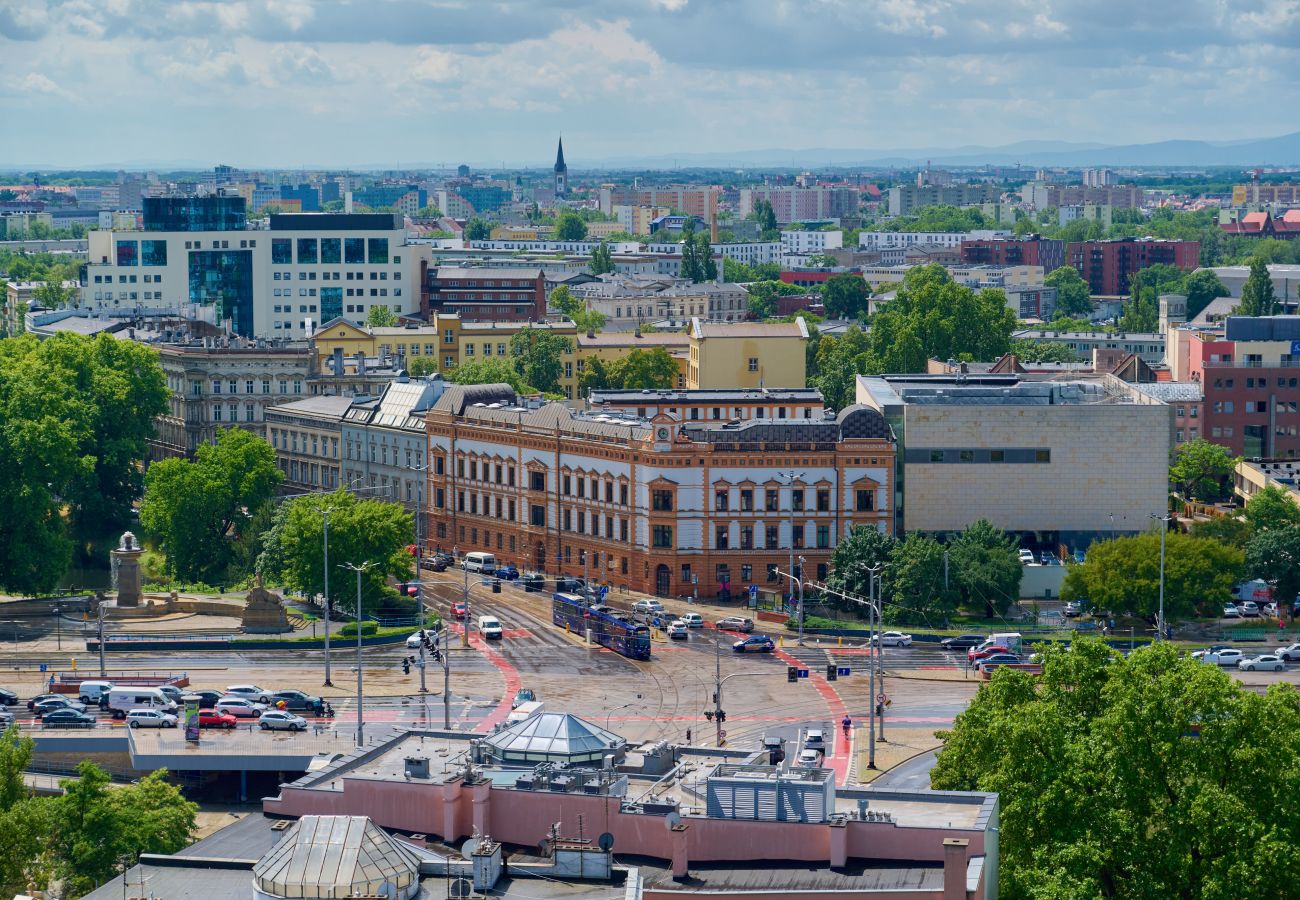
449, 877, 473, 898
664, 811, 682, 831
597, 831, 615, 851
460, 838, 480, 859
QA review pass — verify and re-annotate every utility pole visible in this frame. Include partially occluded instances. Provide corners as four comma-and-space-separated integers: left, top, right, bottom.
417, 583, 427, 695
322, 509, 333, 687
97, 600, 107, 678
460, 548, 471, 649
1152, 513, 1171, 640
54, 601, 61, 651
442, 623, 451, 729
875, 567, 887, 743
713, 622, 723, 746
864, 564, 882, 769
340, 561, 375, 748
781, 470, 805, 615
797, 554, 806, 646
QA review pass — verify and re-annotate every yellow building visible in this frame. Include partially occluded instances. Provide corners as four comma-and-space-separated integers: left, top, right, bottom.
687, 318, 809, 389
575, 331, 692, 390
490, 224, 553, 240
312, 315, 582, 398
584, 221, 625, 239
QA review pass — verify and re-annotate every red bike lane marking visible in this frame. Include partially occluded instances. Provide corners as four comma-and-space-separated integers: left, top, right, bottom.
472, 635, 521, 733
773, 648, 851, 783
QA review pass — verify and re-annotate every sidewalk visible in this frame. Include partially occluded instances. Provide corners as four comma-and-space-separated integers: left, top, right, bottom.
853, 726, 944, 784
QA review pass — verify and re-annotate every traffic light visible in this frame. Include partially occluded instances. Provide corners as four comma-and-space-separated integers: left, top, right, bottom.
704, 710, 714, 721
717, 710, 726, 723
825, 664, 837, 681
787, 666, 798, 683
402, 658, 411, 675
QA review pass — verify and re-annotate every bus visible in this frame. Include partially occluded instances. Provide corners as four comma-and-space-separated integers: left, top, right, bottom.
552, 592, 651, 661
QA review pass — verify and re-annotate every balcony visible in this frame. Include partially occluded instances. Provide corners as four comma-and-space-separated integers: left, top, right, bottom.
1202, 359, 1300, 369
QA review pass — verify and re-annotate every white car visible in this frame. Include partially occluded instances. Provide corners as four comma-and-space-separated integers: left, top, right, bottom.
126, 708, 177, 729
1278, 642, 1300, 662
803, 728, 826, 751
872, 631, 913, 647
796, 748, 823, 768
666, 620, 689, 640
215, 696, 267, 718
1240, 601, 1260, 618
1018, 549, 1037, 565
1222, 604, 1241, 619
1239, 654, 1285, 672
1199, 648, 1245, 666
679, 613, 705, 628
258, 710, 308, 732
1263, 602, 1279, 617
225, 684, 273, 704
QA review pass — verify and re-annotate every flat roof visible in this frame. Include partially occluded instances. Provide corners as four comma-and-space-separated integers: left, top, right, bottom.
591, 388, 822, 404
858, 374, 1148, 409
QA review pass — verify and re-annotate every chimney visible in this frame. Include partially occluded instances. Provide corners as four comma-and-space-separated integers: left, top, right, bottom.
332, 347, 344, 375
943, 838, 970, 900
355, 350, 366, 375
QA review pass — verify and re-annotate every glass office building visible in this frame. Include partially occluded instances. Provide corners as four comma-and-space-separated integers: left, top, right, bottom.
189, 250, 254, 335
144, 196, 247, 232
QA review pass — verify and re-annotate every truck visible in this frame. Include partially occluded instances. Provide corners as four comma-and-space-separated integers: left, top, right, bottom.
975, 632, 1023, 654
506, 700, 545, 725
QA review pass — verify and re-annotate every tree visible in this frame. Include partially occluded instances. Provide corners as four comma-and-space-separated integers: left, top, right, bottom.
33, 280, 76, 309
1043, 265, 1092, 318
745, 279, 804, 319
811, 324, 869, 410
804, 252, 840, 268
1007, 338, 1079, 363
863, 265, 1016, 373
555, 211, 587, 241
365, 305, 398, 328
931, 639, 1300, 899
1061, 531, 1242, 619
1245, 525, 1300, 609
1244, 484, 1300, 534
1170, 437, 1236, 502
821, 273, 871, 319
883, 534, 958, 625
415, 205, 443, 218
1183, 268, 1230, 320
947, 519, 1023, 617
826, 525, 897, 611
590, 240, 615, 275
723, 257, 757, 283
616, 348, 678, 390
578, 357, 618, 397
1190, 514, 1253, 549
1238, 255, 1279, 317
406, 356, 438, 376
749, 199, 777, 233
508, 327, 572, 395
447, 358, 536, 394
139, 428, 283, 582
258, 489, 414, 616
463, 218, 491, 242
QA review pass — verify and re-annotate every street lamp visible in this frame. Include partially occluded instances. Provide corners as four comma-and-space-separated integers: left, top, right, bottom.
1151, 513, 1172, 640
780, 471, 805, 613
339, 560, 376, 747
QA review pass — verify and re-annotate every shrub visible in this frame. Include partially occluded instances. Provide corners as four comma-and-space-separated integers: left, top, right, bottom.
339, 620, 379, 637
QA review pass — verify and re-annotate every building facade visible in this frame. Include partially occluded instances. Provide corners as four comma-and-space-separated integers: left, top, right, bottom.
423, 266, 547, 322
739, 186, 858, 224
885, 184, 1001, 216
960, 236, 1065, 274
688, 319, 809, 390
1012, 329, 1165, 365
1066, 238, 1200, 296
589, 388, 826, 425
598, 187, 718, 223
780, 229, 843, 256
264, 395, 353, 493
424, 384, 895, 597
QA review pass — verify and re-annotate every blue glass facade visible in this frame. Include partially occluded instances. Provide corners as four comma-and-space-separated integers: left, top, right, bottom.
188, 250, 254, 336
321, 238, 341, 264
297, 238, 318, 264
367, 238, 389, 264
345, 238, 365, 264
142, 240, 167, 266
144, 196, 246, 232
116, 240, 138, 266
320, 287, 343, 323
272, 238, 292, 264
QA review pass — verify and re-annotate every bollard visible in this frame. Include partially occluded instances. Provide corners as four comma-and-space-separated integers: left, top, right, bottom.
778, 636, 784, 648
838, 635, 843, 647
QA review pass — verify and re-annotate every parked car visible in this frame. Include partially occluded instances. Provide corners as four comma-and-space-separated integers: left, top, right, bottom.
632, 599, 666, 617
1018, 549, 1037, 565
968, 645, 1011, 664
666, 620, 689, 640
27, 693, 61, 711
420, 556, 448, 572
258, 710, 307, 732
126, 709, 178, 729
198, 710, 238, 729
215, 697, 267, 718
33, 697, 86, 717
796, 748, 823, 768
76, 680, 114, 704
496, 564, 520, 581
451, 601, 469, 619
803, 729, 827, 751
225, 684, 273, 704
1238, 654, 1285, 672
716, 616, 755, 633
1278, 642, 1300, 662
939, 634, 983, 651
511, 688, 537, 710
1264, 602, 1279, 617
269, 690, 323, 713
408, 631, 432, 650
680, 613, 705, 628
1223, 603, 1241, 619
41, 709, 96, 729
158, 685, 185, 703
872, 631, 913, 647
0, 687, 19, 706
1240, 601, 1261, 618
1063, 601, 1083, 618
733, 635, 775, 653
1198, 648, 1245, 666
976, 653, 1022, 672
0, 709, 13, 729
188, 689, 224, 709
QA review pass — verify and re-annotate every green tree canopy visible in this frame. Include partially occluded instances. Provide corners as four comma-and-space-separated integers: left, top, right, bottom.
406, 356, 438, 376
555, 211, 587, 241
463, 218, 491, 242
447, 358, 536, 394
821, 273, 871, 319
748, 199, 778, 233
931, 639, 1300, 899
1244, 484, 1300, 534
1007, 338, 1079, 363
1043, 265, 1092, 318
589, 240, 615, 275
258, 489, 415, 615
1170, 437, 1237, 502
810, 324, 869, 411
139, 428, 283, 583
947, 519, 1023, 617
883, 533, 958, 626
1062, 531, 1243, 619
1238, 255, 1280, 317
365, 305, 398, 327
680, 231, 716, 283
826, 524, 897, 611
1245, 524, 1300, 609
1189, 514, 1253, 549
1183, 268, 1230, 320
615, 347, 678, 390
744, 279, 805, 319
508, 327, 572, 394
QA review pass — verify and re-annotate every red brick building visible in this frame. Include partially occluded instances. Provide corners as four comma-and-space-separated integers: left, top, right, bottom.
1065, 238, 1200, 296
423, 266, 546, 322
960, 236, 1065, 274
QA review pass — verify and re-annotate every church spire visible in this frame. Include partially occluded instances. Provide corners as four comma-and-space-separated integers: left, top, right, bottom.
553, 136, 568, 198
554, 136, 567, 173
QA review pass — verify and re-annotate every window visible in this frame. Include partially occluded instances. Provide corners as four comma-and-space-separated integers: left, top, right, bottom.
930, 450, 944, 462
765, 488, 779, 511
990, 450, 1005, 462
716, 526, 730, 549
765, 525, 779, 548
297, 238, 318, 264
368, 238, 389, 264
741, 564, 753, 581
816, 489, 830, 511
653, 525, 673, 548
791, 490, 804, 512
855, 488, 874, 511
115, 240, 139, 266
652, 489, 673, 511
530, 471, 546, 491
740, 526, 754, 550
530, 504, 546, 526
620, 483, 628, 505
715, 489, 729, 511
740, 489, 753, 511
959, 450, 974, 462
816, 563, 828, 582
320, 238, 341, 264
792, 526, 804, 549
1035, 449, 1051, 463
748, 357, 758, 372
141, 240, 167, 266
816, 525, 830, 548
344, 237, 366, 264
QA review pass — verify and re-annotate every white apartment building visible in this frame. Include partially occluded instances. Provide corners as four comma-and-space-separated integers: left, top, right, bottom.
780, 230, 843, 256
83, 211, 431, 340
857, 230, 1008, 250
859, 263, 1043, 291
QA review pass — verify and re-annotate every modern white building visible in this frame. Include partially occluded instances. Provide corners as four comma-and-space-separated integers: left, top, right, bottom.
857, 230, 1008, 250
82, 198, 431, 339
780, 230, 843, 256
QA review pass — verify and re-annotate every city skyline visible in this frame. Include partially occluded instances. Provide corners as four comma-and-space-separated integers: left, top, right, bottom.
3, 0, 1298, 169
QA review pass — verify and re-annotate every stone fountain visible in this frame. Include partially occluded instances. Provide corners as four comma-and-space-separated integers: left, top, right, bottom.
109, 530, 144, 608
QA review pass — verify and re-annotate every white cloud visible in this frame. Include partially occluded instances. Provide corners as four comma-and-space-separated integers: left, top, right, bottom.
19, 71, 72, 99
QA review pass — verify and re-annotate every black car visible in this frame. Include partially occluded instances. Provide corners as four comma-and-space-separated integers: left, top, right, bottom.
42, 709, 96, 728
188, 690, 224, 709
420, 556, 447, 572
27, 693, 61, 711
269, 690, 324, 713
940, 634, 985, 651
0, 687, 17, 706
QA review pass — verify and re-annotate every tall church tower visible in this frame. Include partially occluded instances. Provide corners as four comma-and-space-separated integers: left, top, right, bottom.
554, 137, 567, 198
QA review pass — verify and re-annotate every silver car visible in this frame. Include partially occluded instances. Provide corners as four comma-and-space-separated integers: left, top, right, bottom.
1238, 654, 1285, 672
258, 710, 307, 732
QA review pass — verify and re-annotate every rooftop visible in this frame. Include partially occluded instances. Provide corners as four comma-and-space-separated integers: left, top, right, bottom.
432, 266, 544, 280
590, 388, 823, 404
1132, 382, 1204, 403
576, 331, 689, 348
859, 374, 1151, 409
265, 395, 356, 419
689, 317, 808, 340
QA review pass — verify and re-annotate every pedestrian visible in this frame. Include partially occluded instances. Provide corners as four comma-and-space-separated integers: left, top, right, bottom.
685, 727, 692, 744
841, 715, 852, 737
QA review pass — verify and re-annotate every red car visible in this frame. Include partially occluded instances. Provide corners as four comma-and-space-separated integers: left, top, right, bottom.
968, 645, 1010, 663
452, 602, 469, 619
199, 710, 237, 729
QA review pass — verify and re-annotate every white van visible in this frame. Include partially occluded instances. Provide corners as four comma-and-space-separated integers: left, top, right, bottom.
478, 615, 503, 640
506, 700, 544, 724
77, 680, 114, 704
463, 552, 497, 574
987, 632, 1023, 653
105, 687, 178, 719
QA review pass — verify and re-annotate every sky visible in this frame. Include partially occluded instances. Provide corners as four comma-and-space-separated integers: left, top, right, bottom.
2, 0, 1298, 170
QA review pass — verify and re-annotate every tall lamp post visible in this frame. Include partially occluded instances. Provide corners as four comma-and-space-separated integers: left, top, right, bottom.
1151, 513, 1172, 640
339, 560, 376, 747
780, 470, 805, 614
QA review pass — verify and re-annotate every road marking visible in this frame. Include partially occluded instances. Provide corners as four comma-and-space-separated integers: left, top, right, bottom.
774, 647, 851, 783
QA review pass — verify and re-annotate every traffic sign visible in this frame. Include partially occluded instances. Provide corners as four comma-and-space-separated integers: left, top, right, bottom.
719, 729, 727, 739
837, 667, 850, 677
797, 668, 810, 679
748, 585, 758, 600
877, 693, 885, 703
38, 663, 47, 673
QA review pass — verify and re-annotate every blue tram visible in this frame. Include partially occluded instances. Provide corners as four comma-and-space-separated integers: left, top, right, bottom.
552, 592, 652, 660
